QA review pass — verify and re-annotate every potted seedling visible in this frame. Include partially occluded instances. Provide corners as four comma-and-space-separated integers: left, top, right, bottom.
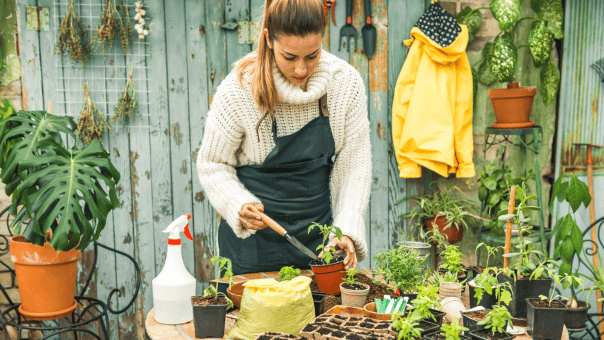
373, 246, 427, 302
472, 243, 503, 279
526, 271, 583, 340
308, 222, 344, 295
423, 318, 470, 340
192, 256, 234, 339
470, 305, 515, 340
393, 312, 439, 339
340, 268, 370, 308
439, 245, 467, 282
430, 271, 465, 301
0, 103, 120, 320
409, 286, 444, 326
457, 1, 564, 128
468, 267, 513, 310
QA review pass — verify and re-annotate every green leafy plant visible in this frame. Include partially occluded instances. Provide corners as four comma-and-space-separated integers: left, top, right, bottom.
308, 222, 342, 264
457, 0, 564, 106
439, 245, 465, 273
392, 312, 423, 340
535, 269, 584, 307
203, 256, 234, 308
475, 243, 504, 268
478, 305, 512, 335
343, 268, 363, 288
439, 318, 469, 340
410, 286, 441, 322
473, 267, 514, 306
429, 270, 465, 287
0, 110, 120, 251
373, 247, 426, 294
579, 250, 604, 308
278, 266, 301, 282
0, 99, 18, 164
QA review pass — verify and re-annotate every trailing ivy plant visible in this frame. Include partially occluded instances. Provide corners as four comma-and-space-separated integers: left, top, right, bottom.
456, 0, 564, 106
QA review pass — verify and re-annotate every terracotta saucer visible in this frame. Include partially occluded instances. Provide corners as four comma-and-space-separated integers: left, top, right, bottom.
19, 300, 78, 321
491, 121, 535, 129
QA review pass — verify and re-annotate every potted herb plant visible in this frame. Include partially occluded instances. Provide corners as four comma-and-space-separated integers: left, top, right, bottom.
468, 267, 513, 310
423, 318, 470, 340
373, 246, 427, 302
409, 285, 445, 326
340, 268, 369, 308
439, 245, 467, 282
430, 271, 465, 301
0, 105, 120, 320
471, 305, 516, 340
457, 1, 564, 128
393, 312, 439, 339
192, 256, 234, 339
308, 222, 344, 295
526, 272, 583, 340
398, 185, 476, 244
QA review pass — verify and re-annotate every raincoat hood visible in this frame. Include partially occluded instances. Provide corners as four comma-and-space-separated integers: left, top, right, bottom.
404, 25, 470, 65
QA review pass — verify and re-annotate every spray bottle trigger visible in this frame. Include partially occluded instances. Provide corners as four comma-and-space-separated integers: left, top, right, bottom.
184, 224, 193, 241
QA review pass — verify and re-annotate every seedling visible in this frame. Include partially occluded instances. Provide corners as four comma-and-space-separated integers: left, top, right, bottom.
440, 318, 469, 340
410, 286, 441, 322
278, 266, 301, 282
392, 312, 423, 340
373, 247, 427, 294
430, 270, 465, 287
475, 243, 503, 268
473, 267, 513, 306
439, 245, 465, 273
308, 222, 342, 264
202, 256, 234, 308
478, 305, 512, 335
343, 268, 363, 288
537, 272, 584, 307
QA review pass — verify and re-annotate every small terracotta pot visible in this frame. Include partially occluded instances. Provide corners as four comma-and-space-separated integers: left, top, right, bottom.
310, 259, 345, 295
440, 297, 466, 324
488, 82, 537, 129
425, 216, 463, 243
340, 282, 369, 308
226, 282, 245, 309
10, 236, 81, 321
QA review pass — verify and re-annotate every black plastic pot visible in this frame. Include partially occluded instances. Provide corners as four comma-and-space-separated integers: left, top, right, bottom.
418, 320, 440, 335
497, 274, 552, 318
461, 310, 489, 333
421, 309, 446, 326
564, 300, 589, 331
402, 292, 419, 303
468, 284, 496, 309
312, 292, 327, 316
191, 297, 228, 339
423, 333, 471, 340
468, 329, 516, 340
470, 266, 483, 280
526, 298, 568, 340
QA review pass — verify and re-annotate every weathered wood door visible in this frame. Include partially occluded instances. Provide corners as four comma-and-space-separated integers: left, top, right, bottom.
17, 0, 427, 337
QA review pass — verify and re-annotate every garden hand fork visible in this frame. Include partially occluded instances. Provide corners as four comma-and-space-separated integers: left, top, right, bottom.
339, 0, 357, 52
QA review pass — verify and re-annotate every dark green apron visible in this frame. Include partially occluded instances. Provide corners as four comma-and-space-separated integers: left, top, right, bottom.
218, 95, 335, 275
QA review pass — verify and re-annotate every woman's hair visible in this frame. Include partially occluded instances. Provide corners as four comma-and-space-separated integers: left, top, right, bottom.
234, 0, 325, 139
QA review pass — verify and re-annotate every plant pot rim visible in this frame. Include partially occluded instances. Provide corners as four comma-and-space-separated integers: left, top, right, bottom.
488, 86, 537, 99
340, 282, 369, 291
462, 308, 492, 317
309, 258, 345, 268
191, 295, 229, 308
526, 298, 568, 310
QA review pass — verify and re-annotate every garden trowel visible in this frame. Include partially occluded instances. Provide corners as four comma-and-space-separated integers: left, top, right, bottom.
361, 0, 376, 58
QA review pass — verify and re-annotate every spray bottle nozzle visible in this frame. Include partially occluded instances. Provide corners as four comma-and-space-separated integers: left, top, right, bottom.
163, 214, 194, 241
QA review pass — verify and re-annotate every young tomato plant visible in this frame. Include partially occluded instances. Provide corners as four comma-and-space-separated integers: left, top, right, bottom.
410, 286, 441, 322
473, 267, 513, 306
392, 312, 423, 340
203, 256, 234, 308
343, 268, 363, 288
439, 245, 465, 273
440, 318, 469, 340
278, 266, 301, 281
308, 222, 342, 264
478, 305, 512, 335
475, 243, 503, 268
537, 271, 584, 307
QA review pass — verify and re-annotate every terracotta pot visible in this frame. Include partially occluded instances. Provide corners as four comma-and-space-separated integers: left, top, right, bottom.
425, 216, 463, 243
10, 236, 80, 321
310, 259, 345, 295
226, 282, 245, 309
363, 302, 401, 320
488, 82, 537, 129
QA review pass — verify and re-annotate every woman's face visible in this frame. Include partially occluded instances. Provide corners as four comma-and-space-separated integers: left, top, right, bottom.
266, 31, 323, 87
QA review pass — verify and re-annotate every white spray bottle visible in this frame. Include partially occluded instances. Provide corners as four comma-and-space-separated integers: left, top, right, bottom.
152, 214, 196, 324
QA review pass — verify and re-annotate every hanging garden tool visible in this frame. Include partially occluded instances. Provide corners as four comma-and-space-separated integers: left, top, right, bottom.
338, 0, 357, 52
111, 66, 139, 125
76, 82, 112, 145
324, 0, 336, 26
361, 0, 376, 58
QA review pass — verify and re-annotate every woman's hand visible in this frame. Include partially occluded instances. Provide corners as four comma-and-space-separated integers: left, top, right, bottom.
320, 235, 358, 270
239, 203, 268, 230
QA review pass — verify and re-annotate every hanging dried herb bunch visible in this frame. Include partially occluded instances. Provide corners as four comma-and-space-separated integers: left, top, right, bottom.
112, 67, 139, 125
92, 0, 133, 58
77, 82, 112, 145
55, 0, 91, 67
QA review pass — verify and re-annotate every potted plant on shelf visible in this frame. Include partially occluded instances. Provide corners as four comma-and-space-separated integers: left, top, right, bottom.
399, 185, 475, 244
0, 105, 120, 321
409, 285, 444, 326
527, 272, 583, 340
373, 246, 427, 302
457, 0, 564, 128
423, 318, 470, 340
192, 256, 234, 339
308, 222, 344, 295
340, 268, 369, 308
471, 305, 516, 340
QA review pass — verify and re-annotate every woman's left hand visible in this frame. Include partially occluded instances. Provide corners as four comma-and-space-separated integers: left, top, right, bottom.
320, 235, 358, 270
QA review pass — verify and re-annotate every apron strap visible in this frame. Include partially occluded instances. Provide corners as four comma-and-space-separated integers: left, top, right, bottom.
320, 94, 329, 117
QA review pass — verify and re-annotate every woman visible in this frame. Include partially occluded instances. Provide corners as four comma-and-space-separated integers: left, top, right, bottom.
196, 0, 371, 275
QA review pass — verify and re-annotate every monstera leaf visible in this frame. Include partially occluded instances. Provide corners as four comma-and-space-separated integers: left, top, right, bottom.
528, 21, 555, 67
540, 60, 560, 106
15, 137, 120, 251
455, 6, 482, 44
531, 0, 564, 39
490, 0, 521, 31
489, 33, 518, 83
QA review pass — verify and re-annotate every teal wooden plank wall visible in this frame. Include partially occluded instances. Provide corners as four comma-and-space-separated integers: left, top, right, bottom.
17, 0, 430, 337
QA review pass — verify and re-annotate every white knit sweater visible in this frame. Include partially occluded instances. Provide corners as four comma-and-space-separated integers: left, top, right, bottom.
196, 51, 371, 262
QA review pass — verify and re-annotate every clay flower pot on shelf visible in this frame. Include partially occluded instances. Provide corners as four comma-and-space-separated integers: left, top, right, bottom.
425, 217, 463, 244
309, 255, 346, 295
191, 295, 229, 339
488, 82, 537, 129
340, 282, 370, 308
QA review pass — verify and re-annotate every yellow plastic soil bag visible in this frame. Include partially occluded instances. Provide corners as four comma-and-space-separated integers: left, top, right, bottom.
227, 276, 314, 340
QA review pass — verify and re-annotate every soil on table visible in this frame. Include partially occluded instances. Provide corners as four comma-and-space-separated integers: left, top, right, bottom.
528, 299, 566, 309
342, 282, 368, 290
464, 309, 490, 321
316, 327, 332, 335
310, 255, 345, 266
311, 273, 397, 312
191, 295, 228, 306
471, 329, 512, 340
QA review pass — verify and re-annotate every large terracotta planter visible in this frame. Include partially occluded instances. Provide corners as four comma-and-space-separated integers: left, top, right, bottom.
310, 259, 345, 295
425, 216, 463, 243
488, 82, 537, 129
10, 235, 80, 321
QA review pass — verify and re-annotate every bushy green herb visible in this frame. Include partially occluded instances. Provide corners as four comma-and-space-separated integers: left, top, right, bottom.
392, 312, 422, 340
410, 286, 441, 322
203, 256, 234, 308
373, 247, 426, 294
473, 267, 513, 306
478, 305, 512, 335
278, 266, 301, 281
308, 222, 342, 264
439, 245, 464, 273
440, 318, 469, 340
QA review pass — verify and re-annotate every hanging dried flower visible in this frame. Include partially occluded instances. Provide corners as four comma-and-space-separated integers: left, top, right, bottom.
92, 0, 133, 58
54, 0, 91, 67
111, 67, 139, 125
76, 82, 112, 145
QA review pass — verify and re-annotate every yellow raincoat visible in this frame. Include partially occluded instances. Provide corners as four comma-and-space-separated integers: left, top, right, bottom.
392, 25, 475, 178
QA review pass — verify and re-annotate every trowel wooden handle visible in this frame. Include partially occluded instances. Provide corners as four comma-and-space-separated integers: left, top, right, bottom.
248, 206, 287, 236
